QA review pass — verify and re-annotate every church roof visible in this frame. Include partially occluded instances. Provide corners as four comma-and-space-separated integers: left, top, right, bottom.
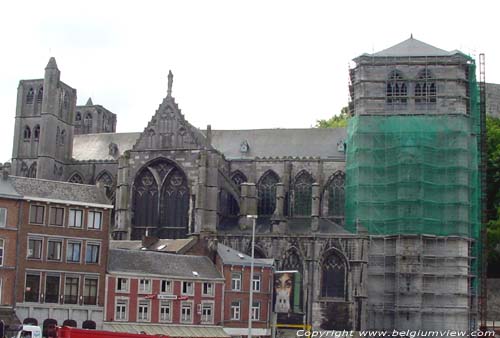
8, 175, 111, 208
108, 248, 223, 280
72, 128, 347, 161
360, 36, 459, 58
217, 243, 274, 267
73, 132, 141, 161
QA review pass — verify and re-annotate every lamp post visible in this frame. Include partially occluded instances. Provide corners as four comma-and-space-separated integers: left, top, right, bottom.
247, 214, 257, 338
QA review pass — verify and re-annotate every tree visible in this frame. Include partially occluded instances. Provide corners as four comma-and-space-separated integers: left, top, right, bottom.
316, 106, 349, 128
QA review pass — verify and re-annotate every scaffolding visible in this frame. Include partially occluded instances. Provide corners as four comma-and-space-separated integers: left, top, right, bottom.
345, 54, 483, 331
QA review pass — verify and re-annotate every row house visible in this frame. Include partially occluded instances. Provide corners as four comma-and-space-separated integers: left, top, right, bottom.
103, 248, 229, 338
0, 172, 112, 330
216, 244, 275, 338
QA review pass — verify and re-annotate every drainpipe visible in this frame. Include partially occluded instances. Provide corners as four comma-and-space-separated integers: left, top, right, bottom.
14, 198, 23, 311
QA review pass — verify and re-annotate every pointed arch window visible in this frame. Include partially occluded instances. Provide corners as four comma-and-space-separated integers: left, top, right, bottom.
26, 88, 34, 104
69, 173, 84, 184
33, 125, 40, 141
327, 171, 345, 218
415, 69, 436, 104
63, 92, 70, 110
36, 87, 43, 104
28, 162, 37, 179
75, 112, 82, 122
257, 171, 279, 216
321, 251, 346, 298
293, 171, 313, 216
386, 70, 407, 105
84, 113, 93, 133
96, 171, 114, 199
132, 160, 189, 240
281, 249, 303, 274
60, 130, 66, 146
23, 126, 31, 141
231, 171, 247, 191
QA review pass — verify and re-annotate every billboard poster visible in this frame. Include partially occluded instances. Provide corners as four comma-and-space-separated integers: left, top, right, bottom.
273, 270, 304, 326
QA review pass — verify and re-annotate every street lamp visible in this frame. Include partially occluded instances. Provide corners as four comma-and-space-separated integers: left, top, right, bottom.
247, 214, 257, 338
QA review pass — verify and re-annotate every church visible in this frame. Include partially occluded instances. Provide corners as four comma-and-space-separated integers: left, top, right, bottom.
9, 37, 483, 332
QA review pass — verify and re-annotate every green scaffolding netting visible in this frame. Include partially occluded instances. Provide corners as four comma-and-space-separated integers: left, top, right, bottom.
345, 61, 482, 290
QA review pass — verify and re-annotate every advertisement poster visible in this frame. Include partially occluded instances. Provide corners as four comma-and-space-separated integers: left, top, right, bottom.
273, 270, 304, 326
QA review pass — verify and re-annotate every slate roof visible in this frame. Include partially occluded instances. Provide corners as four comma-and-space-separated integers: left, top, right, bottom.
72, 128, 347, 161
0, 175, 22, 199
108, 248, 223, 280
217, 243, 274, 267
8, 176, 111, 207
110, 237, 196, 254
73, 132, 140, 161
359, 36, 460, 58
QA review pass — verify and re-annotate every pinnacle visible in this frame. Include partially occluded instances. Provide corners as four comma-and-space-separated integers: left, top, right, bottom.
86, 97, 94, 106
46, 57, 58, 70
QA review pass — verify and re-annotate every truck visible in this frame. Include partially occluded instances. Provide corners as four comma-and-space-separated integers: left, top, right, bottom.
5, 325, 167, 338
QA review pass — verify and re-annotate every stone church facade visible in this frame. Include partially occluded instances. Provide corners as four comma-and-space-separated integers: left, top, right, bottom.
9, 37, 483, 332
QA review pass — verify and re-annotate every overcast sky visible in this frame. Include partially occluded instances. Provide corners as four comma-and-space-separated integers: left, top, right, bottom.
1, 0, 499, 162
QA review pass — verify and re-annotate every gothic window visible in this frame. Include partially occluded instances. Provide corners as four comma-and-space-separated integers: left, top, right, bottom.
257, 170, 279, 216
28, 162, 37, 178
96, 171, 114, 199
293, 171, 313, 216
386, 70, 407, 105
26, 88, 34, 104
321, 251, 346, 299
23, 126, 31, 141
69, 173, 84, 184
33, 125, 40, 141
75, 112, 81, 121
84, 113, 93, 133
20, 162, 29, 176
327, 171, 345, 217
63, 92, 70, 110
281, 249, 303, 275
36, 87, 43, 103
231, 171, 247, 191
147, 129, 155, 148
132, 160, 189, 240
415, 69, 436, 104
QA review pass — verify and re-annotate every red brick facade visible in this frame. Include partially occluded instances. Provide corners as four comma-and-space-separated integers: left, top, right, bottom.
0, 197, 21, 306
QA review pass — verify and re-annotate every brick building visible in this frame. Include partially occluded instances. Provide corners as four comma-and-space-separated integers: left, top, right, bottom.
0, 174, 112, 329
103, 248, 228, 337
216, 244, 274, 338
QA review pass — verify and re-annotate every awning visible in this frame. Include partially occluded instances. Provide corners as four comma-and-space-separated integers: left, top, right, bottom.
103, 322, 230, 338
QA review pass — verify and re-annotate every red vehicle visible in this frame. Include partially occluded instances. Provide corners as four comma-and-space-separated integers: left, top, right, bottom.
57, 326, 168, 338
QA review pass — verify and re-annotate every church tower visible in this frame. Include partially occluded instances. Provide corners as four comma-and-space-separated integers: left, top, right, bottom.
11, 58, 76, 180
346, 37, 481, 331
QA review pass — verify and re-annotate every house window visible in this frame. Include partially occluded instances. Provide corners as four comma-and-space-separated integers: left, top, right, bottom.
33, 125, 40, 141
251, 301, 261, 321
201, 303, 214, 324
321, 251, 346, 298
415, 69, 437, 104
64, 276, 79, 304
47, 240, 62, 261
27, 238, 42, 259
0, 239, 3, 266
25, 273, 41, 302
252, 275, 261, 292
386, 70, 408, 105
0, 208, 6, 227
66, 242, 81, 263
182, 281, 193, 295
181, 302, 192, 323
85, 243, 100, 264
293, 171, 313, 216
116, 278, 129, 292
138, 279, 151, 293
26, 88, 34, 104
49, 207, 64, 226
29, 205, 45, 224
327, 171, 345, 218
231, 273, 241, 291
138, 299, 150, 322
115, 299, 128, 321
68, 209, 83, 228
23, 126, 31, 141
45, 275, 60, 303
159, 301, 172, 322
36, 87, 43, 103
202, 282, 214, 296
231, 301, 241, 320
257, 171, 280, 216
87, 211, 102, 230
161, 280, 172, 294
84, 278, 98, 305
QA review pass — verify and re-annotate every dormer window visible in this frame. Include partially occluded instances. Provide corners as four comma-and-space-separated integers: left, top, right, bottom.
386, 70, 407, 105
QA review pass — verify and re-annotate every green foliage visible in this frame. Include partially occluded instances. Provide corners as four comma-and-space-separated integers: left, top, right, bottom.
487, 116, 500, 276
316, 106, 349, 128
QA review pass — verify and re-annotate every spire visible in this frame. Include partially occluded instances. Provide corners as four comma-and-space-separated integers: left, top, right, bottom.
410, 33, 413, 39
167, 70, 173, 98
45, 57, 58, 70
86, 97, 94, 106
